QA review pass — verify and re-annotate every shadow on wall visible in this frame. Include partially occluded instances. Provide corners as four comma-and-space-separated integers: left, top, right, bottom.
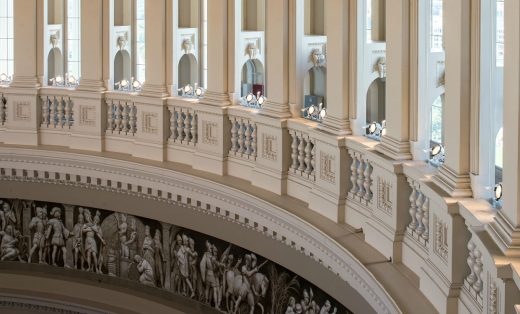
0, 198, 352, 314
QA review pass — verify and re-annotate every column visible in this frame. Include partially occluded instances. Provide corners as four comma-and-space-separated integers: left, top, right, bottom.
200, 0, 230, 107
77, 0, 105, 91
318, 0, 351, 135
376, 0, 412, 160
161, 222, 171, 290
261, 0, 291, 117
10, 0, 39, 88
64, 204, 75, 268
492, 0, 520, 254
141, 0, 168, 97
432, 0, 472, 197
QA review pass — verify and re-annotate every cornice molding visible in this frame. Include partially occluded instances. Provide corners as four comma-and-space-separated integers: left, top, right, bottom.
0, 147, 401, 314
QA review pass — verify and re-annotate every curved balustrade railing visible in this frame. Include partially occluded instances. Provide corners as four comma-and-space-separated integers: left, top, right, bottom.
0, 86, 518, 313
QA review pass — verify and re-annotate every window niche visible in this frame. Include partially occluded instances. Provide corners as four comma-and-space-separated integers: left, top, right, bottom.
304, 0, 324, 36
0, 0, 14, 82
242, 0, 265, 31
302, 64, 327, 121
366, 77, 385, 125
178, 53, 199, 92
241, 59, 264, 97
46, 0, 64, 85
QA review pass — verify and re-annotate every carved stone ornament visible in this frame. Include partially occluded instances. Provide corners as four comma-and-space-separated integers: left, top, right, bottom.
0, 197, 352, 314
376, 57, 386, 79
246, 43, 259, 60
311, 49, 326, 66
50, 32, 60, 48
117, 35, 128, 51
182, 38, 194, 54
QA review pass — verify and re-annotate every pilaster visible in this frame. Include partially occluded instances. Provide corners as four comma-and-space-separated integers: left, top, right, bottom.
318, 0, 351, 135
432, 0, 472, 197
376, 0, 412, 160
488, 0, 520, 256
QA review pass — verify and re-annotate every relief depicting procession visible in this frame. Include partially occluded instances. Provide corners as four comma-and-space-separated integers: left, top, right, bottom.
0, 198, 351, 314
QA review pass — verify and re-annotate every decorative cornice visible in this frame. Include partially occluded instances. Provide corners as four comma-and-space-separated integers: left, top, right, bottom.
0, 148, 401, 314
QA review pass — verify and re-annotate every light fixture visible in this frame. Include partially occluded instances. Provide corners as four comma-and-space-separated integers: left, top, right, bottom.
494, 183, 503, 202
178, 83, 205, 99
302, 102, 326, 122
65, 73, 79, 87
50, 75, 65, 87
429, 143, 446, 167
364, 120, 385, 141
132, 79, 142, 92
0, 73, 11, 85
240, 91, 265, 109
116, 77, 142, 92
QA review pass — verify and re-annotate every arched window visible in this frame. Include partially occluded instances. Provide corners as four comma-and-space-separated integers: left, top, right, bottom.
0, 0, 14, 81
45, 0, 82, 86
430, 94, 444, 145
366, 77, 385, 125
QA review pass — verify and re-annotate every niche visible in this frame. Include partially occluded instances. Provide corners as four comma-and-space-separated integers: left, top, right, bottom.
114, 50, 132, 89
304, 0, 325, 35
303, 66, 327, 110
242, 0, 265, 31
366, 77, 386, 124
48, 48, 64, 84
179, 0, 200, 28
178, 54, 199, 90
241, 59, 264, 97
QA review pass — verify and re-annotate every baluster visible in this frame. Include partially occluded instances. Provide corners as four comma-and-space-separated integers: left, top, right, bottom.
177, 109, 185, 141
170, 107, 177, 141
114, 102, 122, 132
65, 98, 72, 127
304, 137, 313, 175
57, 97, 64, 127
245, 121, 252, 156
0, 96, 6, 125
107, 102, 114, 132
42, 97, 50, 127
297, 135, 306, 172
122, 103, 130, 134
473, 250, 484, 294
415, 192, 425, 236
421, 198, 430, 241
130, 104, 137, 135
356, 156, 365, 198
191, 113, 198, 144
49, 98, 56, 127
466, 241, 477, 285
238, 119, 245, 154
408, 183, 418, 230
349, 151, 358, 194
252, 123, 257, 158
184, 111, 192, 143
230, 117, 238, 153
290, 132, 299, 170
310, 140, 316, 177
363, 160, 373, 201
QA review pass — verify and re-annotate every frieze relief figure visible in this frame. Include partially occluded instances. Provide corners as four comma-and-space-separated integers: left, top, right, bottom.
0, 198, 350, 314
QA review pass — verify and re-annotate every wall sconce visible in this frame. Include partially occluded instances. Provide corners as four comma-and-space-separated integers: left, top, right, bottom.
178, 83, 205, 99
364, 120, 386, 141
240, 91, 265, 109
429, 143, 445, 167
0, 73, 11, 85
493, 183, 503, 209
302, 102, 327, 122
